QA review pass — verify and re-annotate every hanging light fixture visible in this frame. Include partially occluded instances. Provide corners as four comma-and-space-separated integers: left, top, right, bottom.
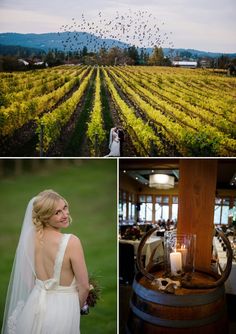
149, 174, 175, 189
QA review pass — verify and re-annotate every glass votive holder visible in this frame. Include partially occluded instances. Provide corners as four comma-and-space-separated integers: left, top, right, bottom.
164, 231, 196, 278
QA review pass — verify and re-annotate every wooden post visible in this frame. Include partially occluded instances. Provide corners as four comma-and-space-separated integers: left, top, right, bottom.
178, 159, 217, 271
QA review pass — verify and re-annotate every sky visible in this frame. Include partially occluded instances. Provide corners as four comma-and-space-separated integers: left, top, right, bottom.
0, 0, 235, 53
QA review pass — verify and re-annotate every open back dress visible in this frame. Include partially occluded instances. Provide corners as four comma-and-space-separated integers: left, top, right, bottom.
8, 234, 80, 334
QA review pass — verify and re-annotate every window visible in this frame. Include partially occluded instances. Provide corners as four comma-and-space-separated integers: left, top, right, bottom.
137, 195, 178, 222
118, 202, 123, 222
122, 203, 127, 221
155, 203, 169, 221
163, 196, 169, 204
128, 202, 132, 220
146, 195, 153, 203
127, 201, 136, 220
140, 202, 152, 221
172, 196, 178, 221
139, 195, 153, 222
119, 190, 128, 221
131, 203, 135, 219
214, 197, 230, 225
127, 193, 136, 221
155, 196, 169, 221
139, 195, 145, 203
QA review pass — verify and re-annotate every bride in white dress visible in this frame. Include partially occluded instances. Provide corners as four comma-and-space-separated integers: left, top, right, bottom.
105, 127, 120, 157
1, 190, 89, 334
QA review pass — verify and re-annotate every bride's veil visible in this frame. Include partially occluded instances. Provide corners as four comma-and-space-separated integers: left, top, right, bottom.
109, 128, 114, 149
1, 197, 36, 334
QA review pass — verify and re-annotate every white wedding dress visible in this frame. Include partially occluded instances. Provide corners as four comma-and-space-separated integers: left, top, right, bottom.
105, 130, 120, 157
7, 234, 80, 334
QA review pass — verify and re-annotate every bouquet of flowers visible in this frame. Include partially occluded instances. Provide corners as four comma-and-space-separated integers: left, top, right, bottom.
81, 275, 102, 315
123, 226, 141, 240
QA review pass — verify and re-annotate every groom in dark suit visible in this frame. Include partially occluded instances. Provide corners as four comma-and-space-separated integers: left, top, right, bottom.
117, 127, 125, 156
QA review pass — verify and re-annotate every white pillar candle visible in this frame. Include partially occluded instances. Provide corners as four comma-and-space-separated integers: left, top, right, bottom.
170, 251, 182, 276
180, 246, 188, 267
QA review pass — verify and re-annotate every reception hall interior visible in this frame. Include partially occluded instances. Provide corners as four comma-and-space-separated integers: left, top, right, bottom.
119, 158, 236, 334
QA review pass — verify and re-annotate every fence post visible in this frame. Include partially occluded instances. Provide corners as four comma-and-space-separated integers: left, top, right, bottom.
39, 124, 44, 157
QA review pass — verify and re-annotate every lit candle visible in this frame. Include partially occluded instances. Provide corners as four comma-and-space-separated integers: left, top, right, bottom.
170, 251, 182, 276
180, 245, 188, 267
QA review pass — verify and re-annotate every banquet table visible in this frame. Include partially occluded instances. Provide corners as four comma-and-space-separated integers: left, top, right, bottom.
224, 262, 236, 295
119, 235, 163, 267
214, 236, 236, 295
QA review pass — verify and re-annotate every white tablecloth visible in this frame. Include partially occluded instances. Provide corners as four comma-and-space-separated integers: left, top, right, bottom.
214, 236, 236, 295
224, 262, 236, 295
119, 236, 163, 266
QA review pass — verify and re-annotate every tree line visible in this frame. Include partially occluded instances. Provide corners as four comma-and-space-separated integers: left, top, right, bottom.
0, 44, 235, 71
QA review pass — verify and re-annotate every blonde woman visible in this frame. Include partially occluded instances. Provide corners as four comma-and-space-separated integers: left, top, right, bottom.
2, 190, 89, 334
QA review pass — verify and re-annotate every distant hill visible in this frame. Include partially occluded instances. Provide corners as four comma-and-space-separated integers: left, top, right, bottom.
0, 44, 45, 56
162, 48, 236, 59
0, 32, 128, 52
0, 32, 235, 59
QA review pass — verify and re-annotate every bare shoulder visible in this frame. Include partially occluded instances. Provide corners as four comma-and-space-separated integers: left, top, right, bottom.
68, 234, 83, 251
68, 234, 81, 244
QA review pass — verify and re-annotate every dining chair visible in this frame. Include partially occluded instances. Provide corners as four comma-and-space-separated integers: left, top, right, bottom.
119, 242, 135, 285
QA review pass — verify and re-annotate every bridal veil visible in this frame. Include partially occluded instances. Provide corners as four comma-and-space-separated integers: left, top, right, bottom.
1, 197, 36, 334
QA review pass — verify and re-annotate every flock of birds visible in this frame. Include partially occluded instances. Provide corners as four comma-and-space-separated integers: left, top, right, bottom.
58, 9, 175, 53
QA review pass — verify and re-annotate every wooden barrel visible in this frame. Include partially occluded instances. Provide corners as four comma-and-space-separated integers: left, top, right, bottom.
127, 271, 228, 334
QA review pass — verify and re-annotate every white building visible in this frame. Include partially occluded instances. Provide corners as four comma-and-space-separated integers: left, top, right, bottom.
18, 59, 29, 66
172, 60, 198, 68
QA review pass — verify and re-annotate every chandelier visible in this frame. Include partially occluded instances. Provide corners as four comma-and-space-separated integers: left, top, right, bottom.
149, 174, 175, 189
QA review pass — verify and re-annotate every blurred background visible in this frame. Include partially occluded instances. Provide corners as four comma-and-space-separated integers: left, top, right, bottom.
0, 159, 117, 334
